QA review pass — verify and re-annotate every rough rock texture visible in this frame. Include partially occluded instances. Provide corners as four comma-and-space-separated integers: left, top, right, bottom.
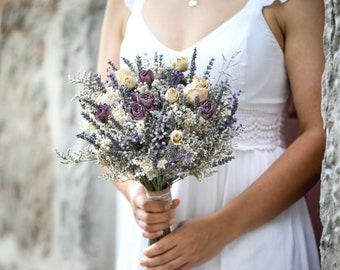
321, 0, 340, 269
0, 0, 117, 269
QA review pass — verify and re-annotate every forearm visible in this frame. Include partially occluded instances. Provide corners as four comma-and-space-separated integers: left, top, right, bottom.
114, 180, 145, 203
101, 165, 143, 203
214, 128, 325, 244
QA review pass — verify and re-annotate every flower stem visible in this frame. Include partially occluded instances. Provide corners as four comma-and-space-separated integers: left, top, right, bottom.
149, 226, 171, 246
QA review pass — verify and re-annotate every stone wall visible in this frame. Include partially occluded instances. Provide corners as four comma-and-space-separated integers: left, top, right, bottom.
320, 0, 340, 269
0, 0, 117, 269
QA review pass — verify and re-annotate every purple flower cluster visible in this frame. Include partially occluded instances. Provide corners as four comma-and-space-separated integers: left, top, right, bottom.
95, 104, 111, 123
129, 103, 147, 120
129, 91, 155, 120
200, 99, 217, 120
139, 69, 154, 86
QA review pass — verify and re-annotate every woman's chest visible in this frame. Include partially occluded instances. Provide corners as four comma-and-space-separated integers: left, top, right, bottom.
139, 0, 284, 52
141, 0, 249, 52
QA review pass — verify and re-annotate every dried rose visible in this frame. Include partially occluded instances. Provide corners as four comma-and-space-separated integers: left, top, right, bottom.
170, 130, 183, 145
200, 99, 217, 120
95, 104, 111, 123
165, 87, 180, 103
129, 102, 147, 120
171, 56, 189, 71
115, 68, 137, 89
131, 91, 155, 110
139, 69, 154, 86
183, 76, 210, 104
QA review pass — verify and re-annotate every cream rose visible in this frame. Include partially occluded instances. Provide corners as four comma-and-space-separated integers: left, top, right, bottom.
115, 68, 137, 89
170, 130, 183, 145
165, 87, 180, 103
183, 76, 210, 104
171, 56, 189, 71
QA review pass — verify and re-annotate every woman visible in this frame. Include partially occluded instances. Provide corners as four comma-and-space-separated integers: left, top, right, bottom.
97, 0, 325, 269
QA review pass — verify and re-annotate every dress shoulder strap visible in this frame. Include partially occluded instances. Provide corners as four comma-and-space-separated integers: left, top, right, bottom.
124, 0, 134, 11
124, 0, 144, 11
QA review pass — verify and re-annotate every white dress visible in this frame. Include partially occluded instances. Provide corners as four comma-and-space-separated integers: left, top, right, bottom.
114, 0, 320, 269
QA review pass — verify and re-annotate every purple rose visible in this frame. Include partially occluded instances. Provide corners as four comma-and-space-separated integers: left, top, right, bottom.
129, 102, 147, 120
200, 99, 216, 120
139, 69, 154, 86
95, 104, 111, 123
131, 91, 155, 110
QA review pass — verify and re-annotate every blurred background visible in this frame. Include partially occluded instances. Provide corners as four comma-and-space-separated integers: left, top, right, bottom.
0, 1, 323, 269
0, 0, 118, 269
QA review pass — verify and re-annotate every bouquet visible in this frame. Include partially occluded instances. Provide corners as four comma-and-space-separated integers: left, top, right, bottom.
57, 48, 242, 245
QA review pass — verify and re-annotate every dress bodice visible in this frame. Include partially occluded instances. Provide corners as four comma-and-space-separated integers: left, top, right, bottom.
121, 0, 290, 150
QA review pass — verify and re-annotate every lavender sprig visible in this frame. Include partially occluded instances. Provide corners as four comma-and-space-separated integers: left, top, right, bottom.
76, 132, 100, 149
188, 47, 197, 83
121, 57, 137, 74
93, 73, 107, 93
135, 54, 143, 74
203, 58, 215, 80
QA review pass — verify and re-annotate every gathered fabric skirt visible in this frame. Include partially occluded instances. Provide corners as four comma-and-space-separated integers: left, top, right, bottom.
114, 148, 320, 270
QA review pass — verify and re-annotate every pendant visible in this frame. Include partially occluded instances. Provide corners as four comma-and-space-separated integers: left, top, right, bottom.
188, 0, 198, 7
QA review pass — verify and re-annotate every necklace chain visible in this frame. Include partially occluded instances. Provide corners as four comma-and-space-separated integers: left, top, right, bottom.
188, 0, 198, 7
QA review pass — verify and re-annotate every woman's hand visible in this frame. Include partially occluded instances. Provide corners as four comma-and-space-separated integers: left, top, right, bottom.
129, 185, 180, 240
140, 213, 232, 270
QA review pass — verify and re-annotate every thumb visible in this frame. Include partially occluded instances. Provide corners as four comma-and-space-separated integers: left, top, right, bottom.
172, 198, 180, 209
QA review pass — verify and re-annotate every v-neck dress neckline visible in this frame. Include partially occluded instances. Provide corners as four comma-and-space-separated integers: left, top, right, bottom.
137, 0, 251, 53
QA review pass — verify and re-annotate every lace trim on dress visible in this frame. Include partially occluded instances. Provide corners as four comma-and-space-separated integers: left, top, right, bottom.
234, 109, 286, 151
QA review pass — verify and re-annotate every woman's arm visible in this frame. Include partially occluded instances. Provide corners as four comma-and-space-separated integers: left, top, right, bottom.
97, 0, 179, 240
97, 0, 129, 77
140, 0, 325, 269
97, 0, 135, 200
216, 0, 326, 240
